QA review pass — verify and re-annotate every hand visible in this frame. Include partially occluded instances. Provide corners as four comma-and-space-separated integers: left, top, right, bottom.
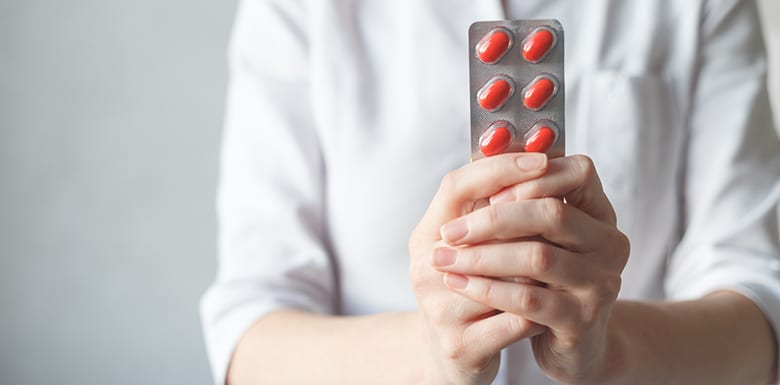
432, 155, 630, 385
408, 153, 551, 385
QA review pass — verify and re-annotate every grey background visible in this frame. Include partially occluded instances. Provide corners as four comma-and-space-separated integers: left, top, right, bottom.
1, 0, 234, 384
0, 1, 778, 385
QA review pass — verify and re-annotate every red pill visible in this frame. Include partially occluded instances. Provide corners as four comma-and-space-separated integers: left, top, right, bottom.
476, 28, 512, 64
480, 123, 513, 157
522, 27, 556, 63
523, 75, 557, 111
524, 126, 557, 153
477, 76, 513, 111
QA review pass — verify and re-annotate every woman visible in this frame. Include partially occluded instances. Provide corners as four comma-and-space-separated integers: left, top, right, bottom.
202, 1, 780, 384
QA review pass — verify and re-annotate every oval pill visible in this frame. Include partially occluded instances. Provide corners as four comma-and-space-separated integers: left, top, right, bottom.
480, 125, 512, 157
476, 29, 512, 64
522, 27, 556, 63
524, 126, 557, 153
477, 77, 513, 111
523, 76, 557, 111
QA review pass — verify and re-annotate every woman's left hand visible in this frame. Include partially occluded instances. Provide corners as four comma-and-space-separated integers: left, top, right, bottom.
432, 154, 631, 385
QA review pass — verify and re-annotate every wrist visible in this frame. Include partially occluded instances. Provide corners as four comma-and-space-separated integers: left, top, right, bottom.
587, 303, 631, 385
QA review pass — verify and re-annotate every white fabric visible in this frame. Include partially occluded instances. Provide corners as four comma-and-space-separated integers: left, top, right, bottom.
200, 0, 780, 384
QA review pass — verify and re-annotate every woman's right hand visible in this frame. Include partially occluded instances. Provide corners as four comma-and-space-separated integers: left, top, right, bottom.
408, 153, 550, 385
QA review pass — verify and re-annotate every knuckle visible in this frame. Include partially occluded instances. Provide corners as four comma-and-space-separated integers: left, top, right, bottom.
530, 242, 553, 275
408, 252, 434, 293
615, 231, 631, 263
442, 335, 467, 361
488, 155, 502, 174
428, 307, 448, 326
579, 288, 612, 327
541, 197, 566, 226
606, 229, 631, 268
468, 247, 486, 271
480, 280, 496, 302
514, 287, 541, 313
506, 314, 524, 335
557, 333, 583, 352
524, 179, 546, 199
438, 171, 458, 197
579, 298, 600, 325
408, 265, 426, 292
571, 154, 597, 179
488, 155, 509, 179
603, 275, 623, 299
485, 204, 502, 229
605, 206, 619, 226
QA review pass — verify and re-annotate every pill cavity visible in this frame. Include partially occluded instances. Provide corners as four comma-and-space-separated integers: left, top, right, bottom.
480, 122, 514, 157
522, 27, 556, 63
476, 28, 512, 64
524, 122, 558, 153
522, 75, 558, 111
477, 76, 514, 111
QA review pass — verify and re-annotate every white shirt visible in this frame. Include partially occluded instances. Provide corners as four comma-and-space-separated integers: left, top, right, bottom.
200, 1, 780, 384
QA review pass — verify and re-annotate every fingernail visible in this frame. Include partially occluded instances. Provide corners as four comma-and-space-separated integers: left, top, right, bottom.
443, 273, 469, 289
440, 219, 468, 244
515, 153, 547, 171
490, 189, 514, 205
433, 247, 457, 267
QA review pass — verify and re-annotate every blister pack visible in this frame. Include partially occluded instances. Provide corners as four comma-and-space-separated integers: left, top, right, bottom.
468, 20, 565, 161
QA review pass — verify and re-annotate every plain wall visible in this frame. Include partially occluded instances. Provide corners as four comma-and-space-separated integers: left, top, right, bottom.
0, 1, 778, 385
0, 0, 235, 384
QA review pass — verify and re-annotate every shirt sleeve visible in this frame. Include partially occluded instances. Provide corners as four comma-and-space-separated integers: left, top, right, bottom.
199, 1, 337, 384
665, 0, 780, 381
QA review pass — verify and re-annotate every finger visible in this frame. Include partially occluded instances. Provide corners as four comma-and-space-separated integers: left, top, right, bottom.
420, 289, 499, 327
415, 153, 549, 240
460, 312, 545, 365
411, 271, 498, 324
411, 241, 499, 322
432, 241, 593, 288
441, 198, 619, 252
490, 155, 616, 225
445, 291, 499, 323
444, 273, 579, 332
